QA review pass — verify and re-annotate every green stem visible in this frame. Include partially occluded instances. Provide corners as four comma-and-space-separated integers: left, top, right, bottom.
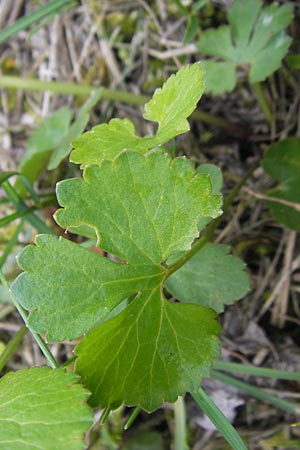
213, 361, 300, 381
100, 407, 112, 424
0, 325, 28, 372
0, 0, 77, 44
167, 165, 256, 276
124, 407, 141, 430
0, 270, 59, 369
0, 75, 247, 131
174, 396, 188, 450
251, 82, 272, 125
192, 388, 248, 450
212, 370, 300, 415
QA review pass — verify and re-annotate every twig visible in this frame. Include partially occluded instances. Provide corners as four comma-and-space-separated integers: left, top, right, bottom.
244, 186, 300, 212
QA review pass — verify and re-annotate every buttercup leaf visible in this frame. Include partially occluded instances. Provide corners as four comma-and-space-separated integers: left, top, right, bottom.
0, 367, 93, 450
71, 63, 205, 165
12, 151, 222, 410
197, 0, 293, 93
14, 151, 220, 341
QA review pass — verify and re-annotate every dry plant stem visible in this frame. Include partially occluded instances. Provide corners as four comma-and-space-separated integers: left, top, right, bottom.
0, 75, 245, 132
167, 165, 257, 276
251, 232, 285, 307
244, 187, 300, 212
256, 253, 300, 321
272, 230, 297, 328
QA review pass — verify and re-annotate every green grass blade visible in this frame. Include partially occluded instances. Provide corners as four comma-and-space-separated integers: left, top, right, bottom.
192, 388, 248, 450
0, 325, 28, 372
0, 171, 41, 207
0, 219, 25, 268
212, 370, 300, 415
0, 0, 77, 44
214, 361, 300, 381
2, 181, 54, 234
0, 208, 36, 228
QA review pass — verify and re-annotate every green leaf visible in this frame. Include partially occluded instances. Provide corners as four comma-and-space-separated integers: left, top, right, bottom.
248, 32, 292, 83
261, 137, 300, 231
197, 0, 293, 93
18, 107, 72, 187
202, 61, 237, 95
17, 90, 102, 194
183, 15, 199, 44
71, 63, 205, 165
166, 243, 249, 313
197, 163, 223, 231
197, 164, 223, 195
47, 89, 102, 169
0, 367, 93, 450
228, 0, 261, 52
76, 286, 220, 412
71, 118, 156, 165
13, 151, 222, 411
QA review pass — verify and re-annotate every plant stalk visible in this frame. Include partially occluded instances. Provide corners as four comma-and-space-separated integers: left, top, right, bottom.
0, 75, 248, 132
251, 82, 272, 125
174, 396, 188, 450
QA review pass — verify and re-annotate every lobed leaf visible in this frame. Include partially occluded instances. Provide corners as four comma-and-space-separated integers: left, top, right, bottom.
0, 367, 93, 450
197, 0, 293, 93
261, 137, 300, 231
12, 151, 222, 410
166, 243, 249, 313
13, 152, 222, 342
71, 63, 205, 165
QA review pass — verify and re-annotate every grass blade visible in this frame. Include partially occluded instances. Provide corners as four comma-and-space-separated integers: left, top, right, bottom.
0, 325, 28, 372
214, 361, 300, 381
212, 370, 300, 415
2, 181, 54, 234
0, 0, 77, 44
192, 388, 248, 450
